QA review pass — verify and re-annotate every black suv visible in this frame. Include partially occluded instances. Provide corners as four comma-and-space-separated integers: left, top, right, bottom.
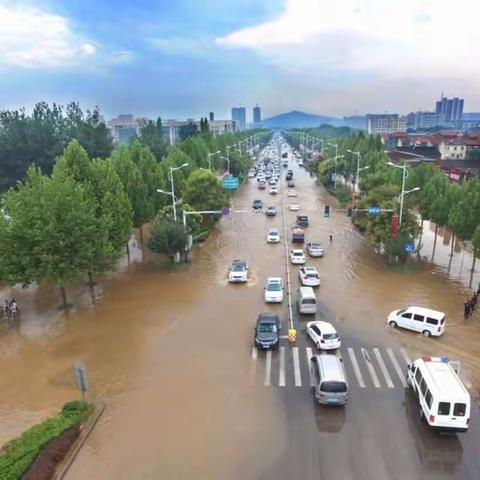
254, 313, 281, 350
297, 215, 309, 227
252, 199, 263, 210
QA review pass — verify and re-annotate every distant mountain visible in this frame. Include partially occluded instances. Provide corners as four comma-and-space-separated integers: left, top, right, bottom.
463, 113, 480, 121
263, 110, 342, 129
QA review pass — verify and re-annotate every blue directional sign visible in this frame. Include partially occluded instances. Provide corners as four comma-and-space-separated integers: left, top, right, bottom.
222, 177, 240, 189
404, 242, 415, 253
222, 207, 230, 215
368, 207, 381, 215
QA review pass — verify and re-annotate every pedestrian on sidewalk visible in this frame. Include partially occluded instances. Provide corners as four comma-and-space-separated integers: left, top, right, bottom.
464, 302, 470, 319
329, 232, 333, 243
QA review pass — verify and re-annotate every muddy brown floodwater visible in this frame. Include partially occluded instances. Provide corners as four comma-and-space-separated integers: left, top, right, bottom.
1, 152, 480, 479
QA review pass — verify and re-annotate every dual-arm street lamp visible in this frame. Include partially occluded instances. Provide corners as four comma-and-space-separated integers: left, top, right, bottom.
347, 150, 370, 195
327, 143, 343, 189
387, 162, 420, 227
156, 162, 189, 222
207, 150, 221, 171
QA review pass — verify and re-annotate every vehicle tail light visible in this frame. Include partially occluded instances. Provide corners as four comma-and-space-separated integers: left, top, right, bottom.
429, 415, 435, 423
438, 326, 441, 332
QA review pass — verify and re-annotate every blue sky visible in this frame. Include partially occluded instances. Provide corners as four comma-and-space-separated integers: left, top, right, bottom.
0, 0, 479, 121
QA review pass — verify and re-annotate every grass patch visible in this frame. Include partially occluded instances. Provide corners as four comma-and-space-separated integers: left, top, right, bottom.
0, 401, 92, 480
193, 225, 215, 243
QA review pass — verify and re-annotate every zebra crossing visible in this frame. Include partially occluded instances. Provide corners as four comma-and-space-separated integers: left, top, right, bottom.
251, 344, 412, 390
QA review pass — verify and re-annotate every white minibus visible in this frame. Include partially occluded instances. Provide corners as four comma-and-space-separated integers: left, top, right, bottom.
406, 356, 470, 432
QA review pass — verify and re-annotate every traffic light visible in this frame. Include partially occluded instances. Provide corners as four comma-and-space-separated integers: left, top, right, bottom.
347, 204, 353, 217
324, 205, 330, 218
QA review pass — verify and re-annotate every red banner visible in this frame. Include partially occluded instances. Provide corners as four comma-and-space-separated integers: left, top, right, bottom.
391, 214, 399, 239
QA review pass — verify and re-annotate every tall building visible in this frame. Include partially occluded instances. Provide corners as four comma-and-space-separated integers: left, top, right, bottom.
435, 95, 464, 122
253, 104, 261, 124
209, 112, 214, 121
231, 106, 246, 131
413, 111, 443, 129
108, 114, 139, 144
366, 114, 407, 135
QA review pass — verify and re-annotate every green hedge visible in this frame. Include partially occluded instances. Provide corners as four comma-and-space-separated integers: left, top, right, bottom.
0, 401, 92, 480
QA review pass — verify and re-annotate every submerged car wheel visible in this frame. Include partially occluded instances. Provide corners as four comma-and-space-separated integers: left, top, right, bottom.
389, 321, 397, 328
422, 330, 431, 337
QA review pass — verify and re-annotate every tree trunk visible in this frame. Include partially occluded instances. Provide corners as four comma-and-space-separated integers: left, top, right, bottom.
126, 242, 131, 266
88, 271, 95, 304
450, 232, 456, 257
431, 223, 439, 261
139, 225, 144, 244
417, 216, 424, 258
59, 285, 68, 312
472, 246, 477, 273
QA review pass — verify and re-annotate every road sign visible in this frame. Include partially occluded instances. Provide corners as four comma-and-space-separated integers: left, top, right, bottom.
404, 242, 415, 253
222, 177, 240, 189
73, 361, 89, 398
368, 207, 381, 215
221, 207, 230, 216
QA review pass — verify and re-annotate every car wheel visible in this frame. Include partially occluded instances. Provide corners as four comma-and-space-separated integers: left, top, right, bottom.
389, 321, 397, 328
422, 330, 431, 338
420, 409, 425, 422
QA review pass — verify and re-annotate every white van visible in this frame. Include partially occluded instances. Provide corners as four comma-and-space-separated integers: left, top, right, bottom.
387, 306, 445, 337
311, 354, 348, 406
297, 287, 317, 314
406, 356, 470, 432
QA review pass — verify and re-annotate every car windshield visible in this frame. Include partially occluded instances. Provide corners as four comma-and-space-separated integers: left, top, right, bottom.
267, 283, 282, 291
310, 243, 321, 248
293, 252, 303, 257
258, 323, 277, 333
306, 273, 318, 278
323, 333, 338, 340
320, 381, 347, 393
269, 230, 278, 235
232, 263, 245, 272
397, 308, 407, 315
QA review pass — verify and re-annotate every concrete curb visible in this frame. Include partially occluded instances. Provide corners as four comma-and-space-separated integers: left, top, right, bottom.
54, 398, 106, 480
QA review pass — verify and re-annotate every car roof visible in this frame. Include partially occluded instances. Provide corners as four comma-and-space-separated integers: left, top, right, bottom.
404, 306, 445, 319
307, 320, 337, 334
303, 266, 318, 272
258, 312, 279, 322
292, 249, 304, 254
267, 277, 282, 283
312, 355, 345, 382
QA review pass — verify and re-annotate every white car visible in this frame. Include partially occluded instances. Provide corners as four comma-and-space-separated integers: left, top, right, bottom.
248, 170, 256, 178
269, 185, 278, 194
387, 306, 446, 337
290, 249, 306, 265
264, 277, 284, 303
267, 228, 281, 243
287, 189, 297, 197
228, 259, 248, 283
307, 321, 341, 350
306, 242, 324, 257
289, 203, 300, 211
298, 267, 321, 287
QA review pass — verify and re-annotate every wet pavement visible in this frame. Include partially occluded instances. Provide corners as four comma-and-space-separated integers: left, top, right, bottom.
1, 138, 480, 479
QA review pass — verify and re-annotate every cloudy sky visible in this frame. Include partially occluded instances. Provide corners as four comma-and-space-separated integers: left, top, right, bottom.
0, 0, 479, 120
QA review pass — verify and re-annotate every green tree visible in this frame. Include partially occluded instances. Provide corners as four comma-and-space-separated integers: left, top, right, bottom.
184, 169, 230, 211
0, 166, 99, 310
148, 222, 188, 261
139, 117, 169, 160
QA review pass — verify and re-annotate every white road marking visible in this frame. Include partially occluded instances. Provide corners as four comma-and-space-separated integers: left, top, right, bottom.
292, 347, 302, 387
306, 347, 314, 386
361, 348, 381, 388
347, 348, 366, 388
251, 347, 258, 360
387, 348, 407, 388
264, 350, 272, 386
373, 348, 394, 388
400, 348, 412, 366
279, 346, 286, 387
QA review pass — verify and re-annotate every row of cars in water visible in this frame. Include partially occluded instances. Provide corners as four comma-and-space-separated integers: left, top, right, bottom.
232, 138, 472, 428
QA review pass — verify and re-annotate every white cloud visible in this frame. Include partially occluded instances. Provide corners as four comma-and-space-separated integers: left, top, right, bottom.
0, 4, 97, 69
216, 0, 480, 78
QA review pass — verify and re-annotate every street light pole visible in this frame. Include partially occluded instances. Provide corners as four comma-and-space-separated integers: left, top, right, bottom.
207, 150, 221, 171
387, 162, 420, 227
167, 163, 189, 222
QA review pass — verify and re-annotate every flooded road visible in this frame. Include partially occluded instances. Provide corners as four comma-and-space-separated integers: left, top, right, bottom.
1, 138, 480, 479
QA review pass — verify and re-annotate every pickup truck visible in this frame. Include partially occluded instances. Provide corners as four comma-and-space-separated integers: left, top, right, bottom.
292, 227, 305, 243
297, 215, 309, 227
